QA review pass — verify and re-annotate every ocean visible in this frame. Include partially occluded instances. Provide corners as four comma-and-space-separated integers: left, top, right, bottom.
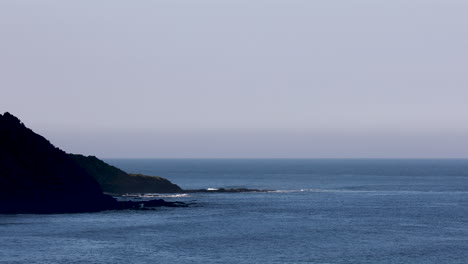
1, 159, 467, 264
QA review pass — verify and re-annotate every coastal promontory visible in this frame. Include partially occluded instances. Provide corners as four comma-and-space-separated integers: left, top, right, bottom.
69, 154, 182, 194
0, 112, 185, 214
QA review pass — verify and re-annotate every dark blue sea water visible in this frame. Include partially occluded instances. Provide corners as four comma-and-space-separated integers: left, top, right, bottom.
1, 159, 468, 264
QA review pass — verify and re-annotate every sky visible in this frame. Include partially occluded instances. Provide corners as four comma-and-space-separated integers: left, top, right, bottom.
1, 0, 467, 158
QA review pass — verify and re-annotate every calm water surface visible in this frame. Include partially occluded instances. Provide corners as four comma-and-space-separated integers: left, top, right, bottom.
1, 159, 467, 264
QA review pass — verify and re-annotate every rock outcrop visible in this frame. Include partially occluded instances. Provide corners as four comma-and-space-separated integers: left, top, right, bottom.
69, 154, 182, 194
0, 112, 117, 213
0, 112, 186, 214
185, 188, 271, 193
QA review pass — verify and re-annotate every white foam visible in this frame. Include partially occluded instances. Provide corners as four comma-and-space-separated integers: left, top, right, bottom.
153, 194, 190, 198
122, 193, 190, 198
268, 190, 301, 193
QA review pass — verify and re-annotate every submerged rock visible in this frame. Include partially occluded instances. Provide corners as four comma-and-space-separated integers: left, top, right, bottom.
117, 199, 189, 210
185, 188, 271, 193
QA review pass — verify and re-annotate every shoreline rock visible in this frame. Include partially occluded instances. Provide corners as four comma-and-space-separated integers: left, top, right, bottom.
184, 188, 272, 193
116, 199, 189, 210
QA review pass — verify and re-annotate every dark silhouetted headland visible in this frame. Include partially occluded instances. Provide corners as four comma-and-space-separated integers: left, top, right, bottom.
0, 112, 186, 214
69, 154, 182, 194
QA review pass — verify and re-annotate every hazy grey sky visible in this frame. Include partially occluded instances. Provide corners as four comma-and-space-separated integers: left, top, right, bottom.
1, 0, 467, 158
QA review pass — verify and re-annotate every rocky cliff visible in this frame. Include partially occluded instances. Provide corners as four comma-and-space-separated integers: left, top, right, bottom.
69, 154, 182, 194
0, 112, 117, 214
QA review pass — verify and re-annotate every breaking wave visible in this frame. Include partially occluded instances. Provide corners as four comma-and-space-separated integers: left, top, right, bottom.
122, 193, 190, 198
